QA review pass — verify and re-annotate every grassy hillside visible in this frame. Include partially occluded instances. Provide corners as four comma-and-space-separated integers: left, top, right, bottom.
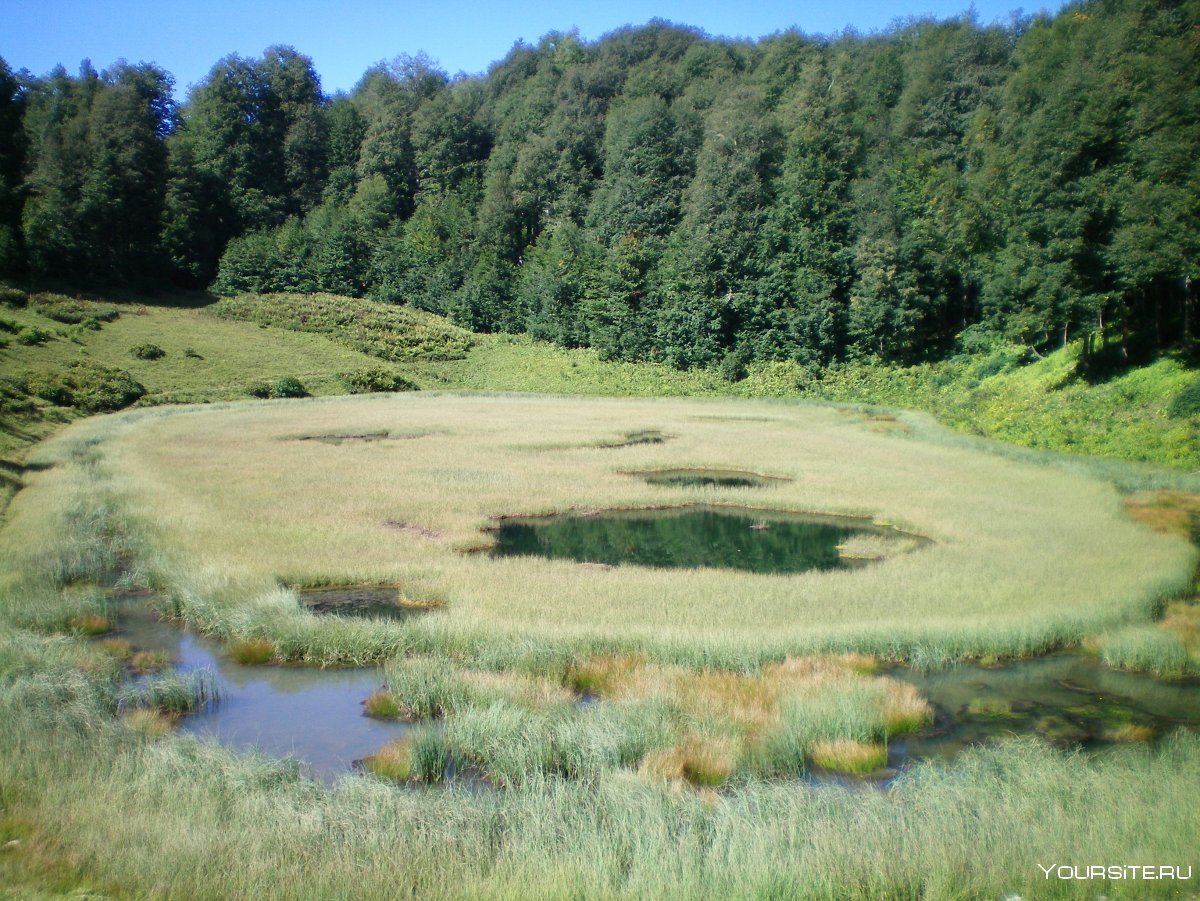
2, 289, 1198, 474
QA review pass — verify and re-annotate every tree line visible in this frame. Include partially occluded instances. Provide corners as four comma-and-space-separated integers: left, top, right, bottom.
1, 0, 1196, 373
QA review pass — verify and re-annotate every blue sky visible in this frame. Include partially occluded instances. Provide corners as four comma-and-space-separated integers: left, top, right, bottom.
4, 0, 1065, 97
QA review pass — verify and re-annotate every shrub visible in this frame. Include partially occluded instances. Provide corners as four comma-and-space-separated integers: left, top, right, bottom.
130, 342, 166, 361
31, 294, 119, 325
214, 293, 473, 362
270, 376, 307, 398
248, 376, 308, 399
25, 363, 145, 413
64, 363, 145, 413
0, 285, 28, 307
342, 367, 418, 393
16, 325, 50, 345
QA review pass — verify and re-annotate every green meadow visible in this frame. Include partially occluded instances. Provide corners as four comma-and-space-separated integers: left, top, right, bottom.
1, 291, 1199, 897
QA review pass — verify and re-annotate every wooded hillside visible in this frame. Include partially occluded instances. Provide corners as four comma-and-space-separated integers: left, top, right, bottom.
1, 0, 1196, 373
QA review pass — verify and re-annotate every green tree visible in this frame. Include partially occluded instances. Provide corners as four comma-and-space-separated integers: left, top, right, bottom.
0, 58, 27, 273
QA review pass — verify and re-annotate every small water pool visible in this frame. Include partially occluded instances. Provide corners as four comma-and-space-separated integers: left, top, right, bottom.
487, 505, 913, 574
628, 468, 788, 489
115, 601, 404, 781
889, 653, 1200, 769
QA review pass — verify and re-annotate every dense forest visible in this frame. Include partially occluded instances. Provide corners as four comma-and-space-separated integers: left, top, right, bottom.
0, 0, 1196, 374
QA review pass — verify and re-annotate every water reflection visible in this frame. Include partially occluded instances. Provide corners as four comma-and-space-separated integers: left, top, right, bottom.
488, 506, 909, 574
115, 601, 405, 781
890, 653, 1200, 768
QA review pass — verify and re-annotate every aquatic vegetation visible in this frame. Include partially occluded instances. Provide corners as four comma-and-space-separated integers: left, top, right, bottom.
361, 738, 414, 782
229, 638, 275, 666
362, 689, 401, 719
966, 697, 1015, 717
118, 670, 217, 715
69, 613, 111, 636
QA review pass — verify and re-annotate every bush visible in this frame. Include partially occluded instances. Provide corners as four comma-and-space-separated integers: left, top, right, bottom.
0, 315, 18, 333
30, 294, 119, 325
16, 325, 50, 345
0, 377, 36, 415
341, 367, 418, 393
129, 342, 166, 361
0, 285, 28, 307
249, 376, 308, 399
25, 363, 145, 413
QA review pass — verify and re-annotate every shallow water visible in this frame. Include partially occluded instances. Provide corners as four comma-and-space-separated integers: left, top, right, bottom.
297, 585, 428, 620
889, 653, 1200, 769
488, 506, 897, 574
631, 468, 786, 489
115, 601, 404, 781
111, 601, 1200, 786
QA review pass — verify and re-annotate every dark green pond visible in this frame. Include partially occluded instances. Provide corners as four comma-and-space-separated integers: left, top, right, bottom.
488, 506, 900, 574
632, 468, 787, 489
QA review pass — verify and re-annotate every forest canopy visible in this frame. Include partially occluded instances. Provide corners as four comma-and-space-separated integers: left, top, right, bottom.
1, 0, 1196, 372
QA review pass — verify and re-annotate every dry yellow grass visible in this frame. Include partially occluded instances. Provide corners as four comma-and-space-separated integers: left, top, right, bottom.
121, 709, 174, 739
361, 738, 412, 782
68, 614, 111, 636
1103, 724, 1156, 743
639, 734, 738, 786
572, 653, 932, 754
228, 638, 275, 665
456, 669, 575, 709
809, 739, 888, 773
1123, 491, 1200, 540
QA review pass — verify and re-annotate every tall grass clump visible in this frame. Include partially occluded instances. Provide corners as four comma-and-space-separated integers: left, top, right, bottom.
118, 670, 218, 715
229, 637, 276, 665
428, 655, 931, 784
1097, 625, 1194, 680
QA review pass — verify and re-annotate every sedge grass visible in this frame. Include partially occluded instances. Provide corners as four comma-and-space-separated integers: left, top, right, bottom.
12, 392, 1193, 671
809, 738, 889, 774
228, 637, 276, 665
1, 383, 1198, 894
